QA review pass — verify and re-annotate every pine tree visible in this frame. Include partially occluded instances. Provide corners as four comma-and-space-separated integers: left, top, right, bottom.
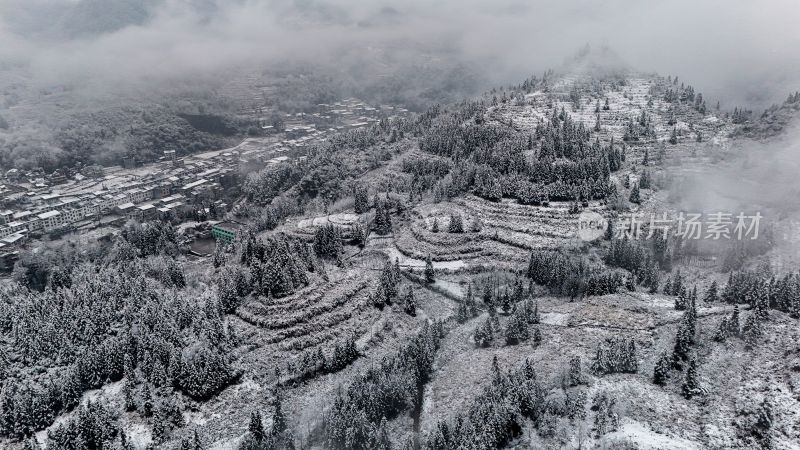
686, 298, 697, 344
672, 315, 692, 369
351, 222, 367, 248
354, 185, 370, 214
431, 217, 439, 233
448, 213, 464, 233
249, 411, 265, 442
626, 275, 637, 292
482, 282, 493, 307
456, 301, 469, 324
123, 378, 136, 412
729, 304, 741, 336
754, 291, 770, 322
491, 355, 502, 384
474, 318, 494, 348
142, 383, 154, 417
704, 280, 719, 303
604, 220, 614, 240
753, 398, 774, 449
591, 336, 638, 375
271, 391, 287, 437
639, 170, 652, 189
648, 269, 659, 294
180, 430, 204, 450
653, 352, 671, 385
500, 290, 511, 314
669, 127, 678, 145
504, 307, 530, 345
404, 287, 417, 316
152, 407, 168, 444
681, 358, 704, 399
466, 283, 478, 318
629, 184, 641, 204
675, 289, 687, 310
424, 254, 435, 283
567, 356, 583, 386
714, 316, 731, 342
313, 224, 343, 259
663, 276, 672, 295
592, 392, 619, 437
383, 201, 393, 234
743, 313, 763, 350
212, 242, 227, 268
374, 200, 392, 235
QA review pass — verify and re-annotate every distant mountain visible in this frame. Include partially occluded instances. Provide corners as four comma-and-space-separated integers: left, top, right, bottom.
60, 0, 157, 38
0, 0, 242, 41
1, 0, 161, 40
736, 91, 800, 138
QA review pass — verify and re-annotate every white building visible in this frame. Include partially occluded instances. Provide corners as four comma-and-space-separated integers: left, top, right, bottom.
125, 188, 149, 204
61, 208, 84, 224
0, 226, 13, 239
38, 210, 63, 232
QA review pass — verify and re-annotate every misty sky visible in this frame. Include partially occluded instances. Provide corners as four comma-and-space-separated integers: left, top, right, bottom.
1, 0, 799, 108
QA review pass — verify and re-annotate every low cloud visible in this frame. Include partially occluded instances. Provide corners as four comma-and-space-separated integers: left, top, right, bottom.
0, 0, 799, 109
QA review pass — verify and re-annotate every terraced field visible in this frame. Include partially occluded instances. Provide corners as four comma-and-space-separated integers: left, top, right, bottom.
235, 273, 375, 352
394, 195, 605, 269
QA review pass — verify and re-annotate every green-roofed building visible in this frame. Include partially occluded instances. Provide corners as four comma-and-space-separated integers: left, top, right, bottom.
211, 222, 240, 243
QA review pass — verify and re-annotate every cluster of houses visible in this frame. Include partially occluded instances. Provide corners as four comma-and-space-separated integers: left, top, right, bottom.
0, 95, 404, 261
0, 150, 246, 251
262, 99, 409, 150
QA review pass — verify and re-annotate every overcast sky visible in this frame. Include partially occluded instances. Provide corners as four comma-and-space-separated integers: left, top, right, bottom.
1, 0, 799, 108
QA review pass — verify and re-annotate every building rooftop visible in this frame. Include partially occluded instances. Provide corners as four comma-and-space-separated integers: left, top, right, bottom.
197, 168, 219, 178
160, 194, 184, 204
212, 222, 241, 234
182, 179, 208, 190
2, 233, 25, 244
37, 210, 60, 219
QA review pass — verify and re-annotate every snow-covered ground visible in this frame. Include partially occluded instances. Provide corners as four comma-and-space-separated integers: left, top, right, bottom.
383, 245, 467, 271
602, 419, 704, 449
297, 212, 360, 229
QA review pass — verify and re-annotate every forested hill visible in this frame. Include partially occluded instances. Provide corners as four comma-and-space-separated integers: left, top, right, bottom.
239, 66, 742, 217
0, 99, 254, 172
2, 64, 800, 450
